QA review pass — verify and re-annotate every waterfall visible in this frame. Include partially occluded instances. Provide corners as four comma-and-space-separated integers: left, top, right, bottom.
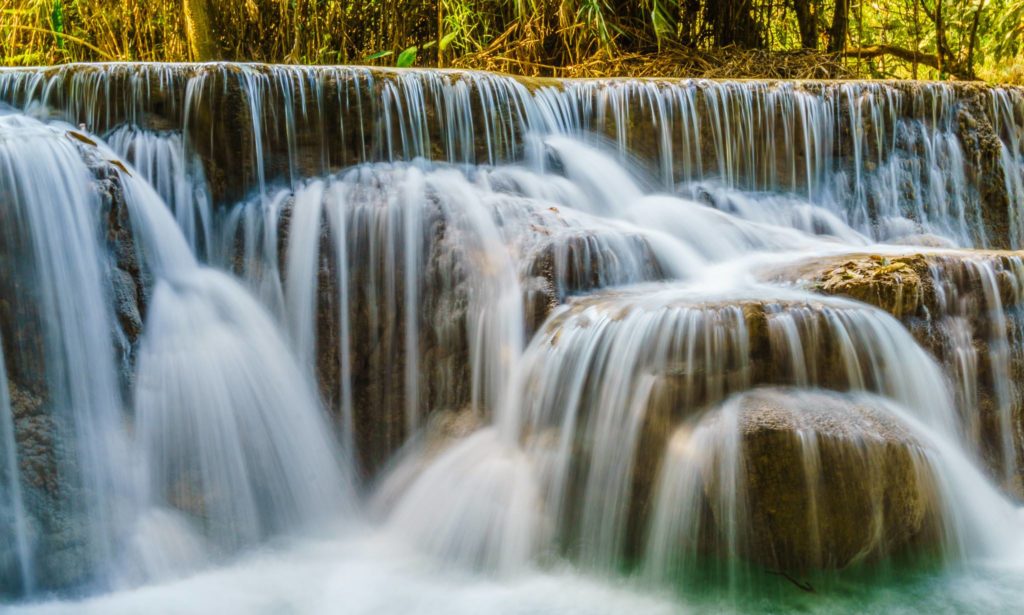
1, 64, 1024, 612
3, 66, 1021, 248
106, 125, 214, 259
0, 112, 136, 593
119, 154, 355, 554
0, 332, 33, 594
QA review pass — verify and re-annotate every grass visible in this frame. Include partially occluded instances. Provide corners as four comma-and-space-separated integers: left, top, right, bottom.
0, 1, 1019, 81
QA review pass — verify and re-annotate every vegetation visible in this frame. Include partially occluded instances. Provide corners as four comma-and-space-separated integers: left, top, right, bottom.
0, 1, 1022, 81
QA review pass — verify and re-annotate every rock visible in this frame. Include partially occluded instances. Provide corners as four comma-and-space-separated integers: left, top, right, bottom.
73, 137, 149, 397
771, 250, 1024, 494
815, 255, 927, 317
0, 134, 147, 597
525, 290, 945, 569
269, 173, 664, 479
647, 388, 943, 580
727, 388, 940, 572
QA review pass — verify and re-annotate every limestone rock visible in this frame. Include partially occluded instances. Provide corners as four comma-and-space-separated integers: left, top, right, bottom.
772, 250, 1024, 493
813, 254, 929, 318
730, 388, 939, 572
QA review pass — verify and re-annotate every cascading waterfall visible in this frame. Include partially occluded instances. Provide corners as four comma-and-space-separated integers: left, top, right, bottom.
0, 110, 356, 598
498, 287, 983, 575
0, 112, 136, 593
117, 149, 355, 555
3, 66, 1022, 247
1, 64, 1024, 613
0, 333, 33, 595
106, 125, 214, 258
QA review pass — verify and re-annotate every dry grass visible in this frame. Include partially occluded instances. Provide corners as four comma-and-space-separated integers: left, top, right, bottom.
0, 1, 1006, 82
451, 36, 853, 79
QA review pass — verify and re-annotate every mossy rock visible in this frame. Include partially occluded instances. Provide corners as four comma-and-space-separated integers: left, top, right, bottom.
700, 389, 942, 573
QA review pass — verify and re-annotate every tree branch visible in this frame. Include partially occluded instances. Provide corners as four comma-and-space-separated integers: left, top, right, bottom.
843, 44, 972, 78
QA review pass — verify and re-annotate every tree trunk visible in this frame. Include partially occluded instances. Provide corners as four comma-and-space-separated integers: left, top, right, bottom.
827, 0, 848, 53
183, 0, 219, 61
793, 0, 819, 50
706, 0, 763, 48
965, 0, 986, 78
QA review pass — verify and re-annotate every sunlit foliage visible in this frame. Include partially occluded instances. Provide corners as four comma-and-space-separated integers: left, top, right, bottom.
0, 1, 1021, 81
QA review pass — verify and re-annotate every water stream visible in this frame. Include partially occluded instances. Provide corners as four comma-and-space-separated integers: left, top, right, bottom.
1, 64, 1024, 613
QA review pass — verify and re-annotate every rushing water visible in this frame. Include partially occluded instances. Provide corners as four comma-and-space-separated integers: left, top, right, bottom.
1, 65, 1024, 613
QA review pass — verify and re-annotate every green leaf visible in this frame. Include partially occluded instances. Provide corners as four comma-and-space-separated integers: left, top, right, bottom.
439, 31, 459, 51
363, 50, 394, 61
396, 46, 417, 68
50, 0, 65, 50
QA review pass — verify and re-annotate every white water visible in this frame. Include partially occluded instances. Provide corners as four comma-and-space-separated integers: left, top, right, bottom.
0, 111, 355, 596
106, 125, 214, 259
0, 112, 136, 591
0, 330, 33, 594
1, 66, 1024, 613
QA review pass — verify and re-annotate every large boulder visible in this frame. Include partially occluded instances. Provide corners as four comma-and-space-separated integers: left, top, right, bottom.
645, 388, 943, 581
731, 388, 939, 571
516, 288, 947, 569
773, 250, 1024, 494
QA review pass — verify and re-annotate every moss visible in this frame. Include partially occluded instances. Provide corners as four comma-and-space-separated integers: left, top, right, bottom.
814, 254, 931, 318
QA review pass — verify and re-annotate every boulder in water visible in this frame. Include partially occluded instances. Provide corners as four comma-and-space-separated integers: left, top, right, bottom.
811, 254, 929, 318
646, 388, 944, 581
773, 250, 1024, 494
732, 388, 940, 572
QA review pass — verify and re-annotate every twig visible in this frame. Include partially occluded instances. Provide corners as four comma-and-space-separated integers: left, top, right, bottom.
766, 569, 816, 593
3, 24, 114, 61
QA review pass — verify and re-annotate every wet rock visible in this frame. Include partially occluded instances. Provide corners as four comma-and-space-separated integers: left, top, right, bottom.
8, 384, 57, 495
73, 137, 149, 396
0, 135, 146, 597
269, 178, 664, 480
646, 388, 943, 581
773, 250, 1024, 495
955, 91, 1012, 249
729, 388, 940, 572
521, 228, 663, 333
812, 254, 930, 318
527, 290, 942, 568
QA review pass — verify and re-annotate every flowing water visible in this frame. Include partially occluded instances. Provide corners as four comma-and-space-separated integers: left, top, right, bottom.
1, 64, 1024, 613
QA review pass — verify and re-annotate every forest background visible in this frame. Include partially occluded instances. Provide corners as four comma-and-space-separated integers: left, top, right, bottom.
1, 1, 1022, 82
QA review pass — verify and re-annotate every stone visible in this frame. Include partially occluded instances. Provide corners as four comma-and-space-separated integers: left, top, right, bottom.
727, 388, 940, 572
770, 250, 1024, 494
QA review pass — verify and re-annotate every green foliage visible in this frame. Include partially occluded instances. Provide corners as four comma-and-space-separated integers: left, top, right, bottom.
396, 45, 418, 67
49, 0, 62, 50
0, 0, 1021, 81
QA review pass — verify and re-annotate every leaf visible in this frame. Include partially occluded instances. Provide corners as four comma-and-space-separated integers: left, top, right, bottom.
67, 130, 97, 147
439, 31, 459, 51
50, 0, 65, 50
422, 40, 436, 50
363, 50, 393, 61
396, 45, 417, 68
